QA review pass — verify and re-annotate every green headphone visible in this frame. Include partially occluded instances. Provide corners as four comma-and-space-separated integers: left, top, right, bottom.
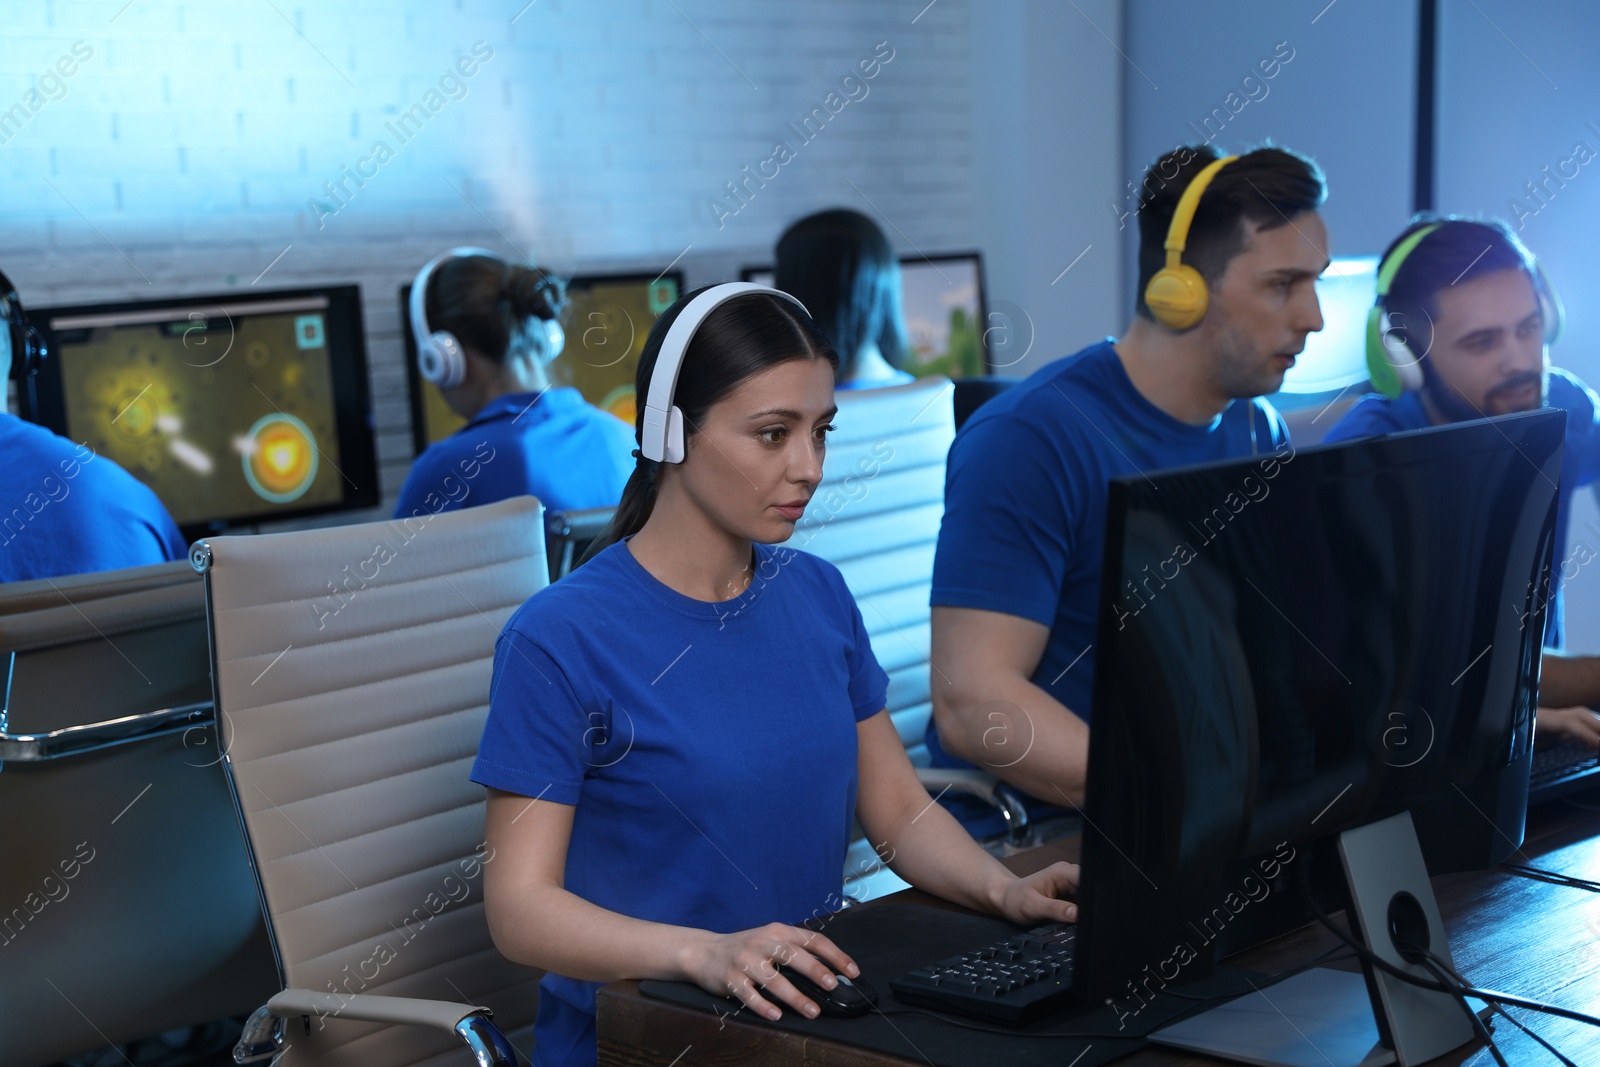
1365, 223, 1565, 399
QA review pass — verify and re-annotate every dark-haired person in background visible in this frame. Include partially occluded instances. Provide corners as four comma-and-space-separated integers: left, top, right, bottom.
0, 271, 186, 582
1325, 217, 1600, 749
774, 208, 914, 389
473, 284, 1078, 1067
926, 144, 1329, 836
394, 249, 634, 520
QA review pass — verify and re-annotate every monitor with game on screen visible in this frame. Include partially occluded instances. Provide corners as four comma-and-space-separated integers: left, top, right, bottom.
22, 286, 380, 540
403, 270, 681, 455
742, 251, 989, 380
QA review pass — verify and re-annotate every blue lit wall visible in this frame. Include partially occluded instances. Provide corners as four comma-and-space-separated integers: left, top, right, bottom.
3, 1, 1126, 510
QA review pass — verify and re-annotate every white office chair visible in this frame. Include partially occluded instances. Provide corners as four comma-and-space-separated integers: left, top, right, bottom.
193, 496, 549, 1067
789, 377, 1031, 869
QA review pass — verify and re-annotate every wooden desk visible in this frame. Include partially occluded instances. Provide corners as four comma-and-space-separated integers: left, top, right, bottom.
596, 802, 1600, 1066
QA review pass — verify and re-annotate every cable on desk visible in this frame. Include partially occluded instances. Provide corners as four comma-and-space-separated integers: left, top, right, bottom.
1295, 868, 1600, 1032
1420, 946, 1577, 1067
1416, 952, 1509, 1067
1501, 861, 1600, 893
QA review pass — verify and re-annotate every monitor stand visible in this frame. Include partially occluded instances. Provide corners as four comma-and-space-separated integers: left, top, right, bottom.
1148, 811, 1478, 1067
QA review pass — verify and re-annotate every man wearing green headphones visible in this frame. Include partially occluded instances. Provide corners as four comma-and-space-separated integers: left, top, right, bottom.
1326, 216, 1600, 749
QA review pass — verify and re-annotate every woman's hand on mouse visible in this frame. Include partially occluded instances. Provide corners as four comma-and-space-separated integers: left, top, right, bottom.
679, 922, 857, 1022
991, 860, 1080, 926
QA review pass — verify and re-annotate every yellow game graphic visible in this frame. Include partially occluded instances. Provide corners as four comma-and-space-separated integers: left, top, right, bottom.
241, 413, 319, 503
59, 308, 343, 525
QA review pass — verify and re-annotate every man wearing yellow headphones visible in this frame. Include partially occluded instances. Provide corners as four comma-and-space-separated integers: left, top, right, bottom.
1326, 217, 1600, 749
927, 144, 1330, 835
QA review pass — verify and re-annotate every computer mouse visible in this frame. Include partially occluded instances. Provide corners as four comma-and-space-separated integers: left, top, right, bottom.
777, 964, 879, 1018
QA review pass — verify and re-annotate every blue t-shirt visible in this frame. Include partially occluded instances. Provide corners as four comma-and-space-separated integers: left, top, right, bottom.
1323, 368, 1600, 649
471, 539, 890, 1067
926, 340, 1288, 826
394, 388, 634, 520
0, 416, 186, 582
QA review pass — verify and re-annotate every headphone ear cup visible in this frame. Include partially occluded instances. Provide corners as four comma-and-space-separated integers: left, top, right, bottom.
420, 330, 467, 388
1366, 307, 1423, 398
1145, 264, 1209, 330
1534, 261, 1564, 346
663, 405, 685, 464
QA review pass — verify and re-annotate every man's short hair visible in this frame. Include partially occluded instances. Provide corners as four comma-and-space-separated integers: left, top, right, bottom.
1381, 216, 1536, 351
1134, 144, 1327, 321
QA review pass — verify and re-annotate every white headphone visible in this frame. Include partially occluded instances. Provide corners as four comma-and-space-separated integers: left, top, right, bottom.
409, 247, 566, 389
640, 282, 808, 463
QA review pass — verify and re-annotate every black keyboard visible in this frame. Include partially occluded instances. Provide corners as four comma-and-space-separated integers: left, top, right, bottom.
1529, 739, 1600, 804
888, 924, 1077, 1026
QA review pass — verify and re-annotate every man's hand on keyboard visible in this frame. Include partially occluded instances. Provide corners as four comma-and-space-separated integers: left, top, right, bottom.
1536, 706, 1600, 750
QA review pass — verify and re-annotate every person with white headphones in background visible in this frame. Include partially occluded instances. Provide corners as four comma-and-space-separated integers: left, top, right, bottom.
393, 248, 634, 520
1326, 216, 1600, 749
470, 283, 1080, 1067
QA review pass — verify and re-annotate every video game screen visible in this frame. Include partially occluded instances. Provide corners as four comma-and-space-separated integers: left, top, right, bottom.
26, 287, 378, 535
404, 272, 680, 453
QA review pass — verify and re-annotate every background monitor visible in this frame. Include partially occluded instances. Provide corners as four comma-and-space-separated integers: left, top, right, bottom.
403, 271, 681, 455
741, 250, 989, 380
1274, 255, 1381, 396
1073, 412, 1560, 1002
24, 285, 380, 539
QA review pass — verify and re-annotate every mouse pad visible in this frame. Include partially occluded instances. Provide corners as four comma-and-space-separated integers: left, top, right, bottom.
639, 902, 1264, 1067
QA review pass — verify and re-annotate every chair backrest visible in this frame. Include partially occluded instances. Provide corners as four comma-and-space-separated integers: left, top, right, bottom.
787, 377, 955, 765
197, 496, 549, 1067
0, 561, 277, 1067
543, 505, 617, 581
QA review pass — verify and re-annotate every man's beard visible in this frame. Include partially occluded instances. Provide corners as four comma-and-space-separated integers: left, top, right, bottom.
1421, 362, 1544, 422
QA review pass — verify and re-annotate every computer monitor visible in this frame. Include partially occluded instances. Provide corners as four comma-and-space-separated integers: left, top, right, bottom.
741, 251, 989, 379
1275, 255, 1381, 396
1074, 411, 1561, 1011
23, 286, 380, 539
402, 271, 681, 455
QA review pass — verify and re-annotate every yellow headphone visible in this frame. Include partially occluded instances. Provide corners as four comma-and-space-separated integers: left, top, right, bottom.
1144, 155, 1239, 330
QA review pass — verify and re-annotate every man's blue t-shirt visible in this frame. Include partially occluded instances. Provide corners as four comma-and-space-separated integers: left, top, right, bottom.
0, 416, 187, 582
394, 388, 634, 520
1323, 368, 1600, 649
926, 340, 1289, 825
471, 539, 890, 1067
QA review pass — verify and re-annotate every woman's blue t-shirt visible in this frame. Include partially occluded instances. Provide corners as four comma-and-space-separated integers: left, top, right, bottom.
471, 538, 890, 1067
394, 388, 634, 520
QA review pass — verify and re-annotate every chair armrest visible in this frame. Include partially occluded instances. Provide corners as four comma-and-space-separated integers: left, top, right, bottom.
236, 992, 522, 1067
916, 767, 1029, 845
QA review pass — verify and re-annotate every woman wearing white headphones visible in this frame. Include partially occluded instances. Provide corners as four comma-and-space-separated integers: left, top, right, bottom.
394, 249, 635, 520
471, 284, 1079, 1067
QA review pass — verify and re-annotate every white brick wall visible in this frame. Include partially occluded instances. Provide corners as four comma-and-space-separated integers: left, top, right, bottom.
0, 0, 988, 525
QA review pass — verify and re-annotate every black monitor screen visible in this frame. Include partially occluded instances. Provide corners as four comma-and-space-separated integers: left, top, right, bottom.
403, 271, 681, 454
741, 251, 989, 379
24, 286, 379, 537
1073, 412, 1562, 1002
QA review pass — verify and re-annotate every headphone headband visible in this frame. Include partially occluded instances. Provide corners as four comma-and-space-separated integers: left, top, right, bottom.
1143, 154, 1239, 330
640, 282, 808, 464
1374, 224, 1440, 299
1163, 155, 1239, 265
